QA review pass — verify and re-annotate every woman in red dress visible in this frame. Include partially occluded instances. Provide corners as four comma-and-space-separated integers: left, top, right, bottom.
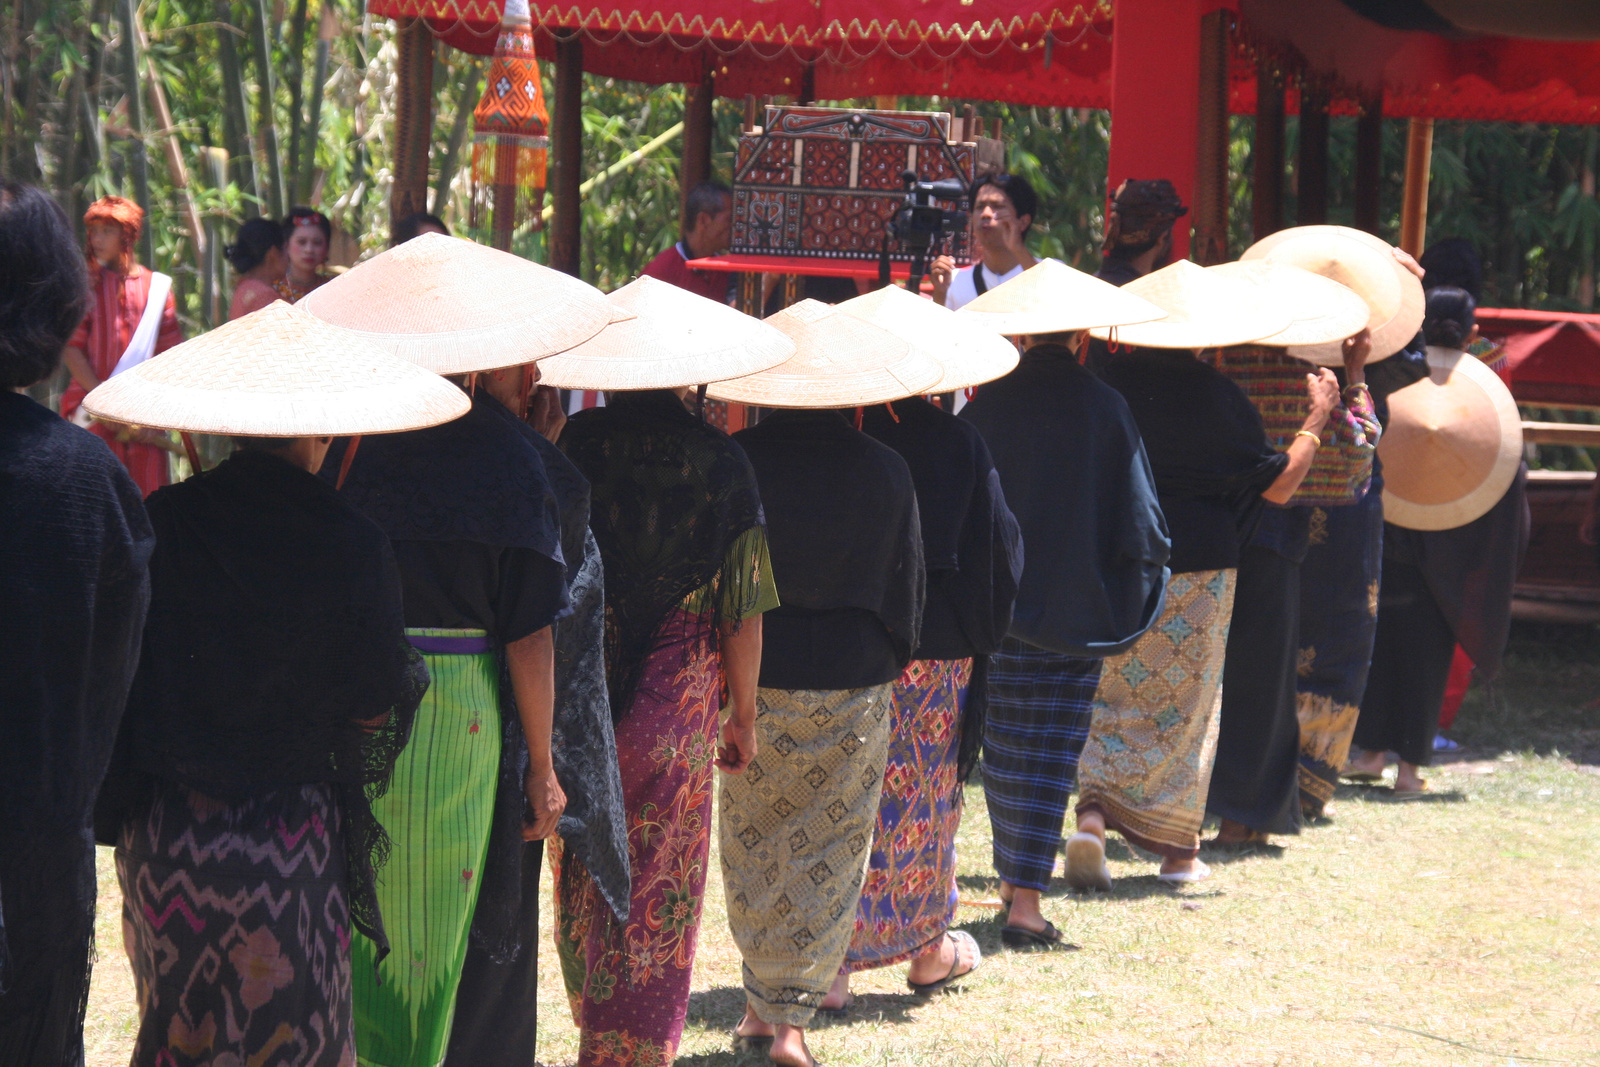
59, 196, 182, 497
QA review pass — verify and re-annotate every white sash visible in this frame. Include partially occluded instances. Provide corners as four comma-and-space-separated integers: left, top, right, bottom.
110, 271, 172, 378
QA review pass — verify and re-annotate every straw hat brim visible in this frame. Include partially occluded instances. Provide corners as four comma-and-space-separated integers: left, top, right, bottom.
1379, 345, 1523, 531
1088, 259, 1293, 349
954, 259, 1168, 337
298, 232, 621, 375
705, 299, 944, 408
1208, 261, 1372, 350
533, 275, 796, 390
837, 285, 1019, 393
82, 301, 471, 436
1244, 225, 1426, 363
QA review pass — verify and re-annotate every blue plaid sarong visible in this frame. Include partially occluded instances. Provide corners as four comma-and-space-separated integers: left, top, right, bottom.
982, 638, 1102, 891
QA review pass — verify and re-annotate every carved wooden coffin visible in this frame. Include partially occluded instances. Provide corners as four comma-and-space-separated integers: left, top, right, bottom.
730, 106, 1003, 266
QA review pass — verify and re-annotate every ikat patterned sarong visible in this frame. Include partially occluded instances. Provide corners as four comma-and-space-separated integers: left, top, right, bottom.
720, 683, 892, 1027
845, 658, 971, 973
117, 781, 356, 1067
1076, 569, 1237, 860
352, 632, 501, 1067
551, 610, 723, 1067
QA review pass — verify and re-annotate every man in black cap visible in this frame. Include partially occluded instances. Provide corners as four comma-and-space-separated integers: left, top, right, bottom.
1097, 178, 1188, 287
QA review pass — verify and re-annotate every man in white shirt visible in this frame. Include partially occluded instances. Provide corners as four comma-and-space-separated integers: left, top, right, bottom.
929, 173, 1041, 310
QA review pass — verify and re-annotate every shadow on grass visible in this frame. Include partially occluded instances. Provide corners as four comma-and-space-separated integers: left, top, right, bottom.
1336, 783, 1469, 805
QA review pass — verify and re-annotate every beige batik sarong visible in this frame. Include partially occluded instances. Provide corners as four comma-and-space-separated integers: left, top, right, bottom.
719, 683, 892, 1027
1076, 569, 1237, 860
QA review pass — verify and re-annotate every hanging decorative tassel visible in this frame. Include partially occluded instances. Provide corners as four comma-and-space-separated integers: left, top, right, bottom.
470, 0, 549, 241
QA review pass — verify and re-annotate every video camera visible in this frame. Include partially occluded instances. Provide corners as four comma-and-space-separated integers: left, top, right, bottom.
889, 170, 969, 294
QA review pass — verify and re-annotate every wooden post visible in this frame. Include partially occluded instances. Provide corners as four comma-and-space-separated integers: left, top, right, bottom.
1354, 95, 1383, 235
549, 31, 584, 277
1297, 78, 1330, 225
1252, 59, 1285, 242
390, 18, 435, 235
798, 62, 815, 106
680, 70, 715, 221
1399, 117, 1434, 257
1192, 9, 1230, 266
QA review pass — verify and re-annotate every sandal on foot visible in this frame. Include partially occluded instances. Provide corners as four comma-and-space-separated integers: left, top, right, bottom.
731, 1026, 774, 1052
768, 1052, 822, 1067
1157, 859, 1211, 885
907, 930, 982, 995
814, 993, 854, 1018
1391, 781, 1430, 799
1000, 919, 1065, 950
1064, 832, 1113, 891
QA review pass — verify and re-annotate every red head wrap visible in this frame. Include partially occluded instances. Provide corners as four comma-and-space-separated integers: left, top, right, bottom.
84, 196, 143, 274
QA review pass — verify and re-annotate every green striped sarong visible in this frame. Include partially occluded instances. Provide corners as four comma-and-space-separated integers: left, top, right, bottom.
353, 628, 501, 1067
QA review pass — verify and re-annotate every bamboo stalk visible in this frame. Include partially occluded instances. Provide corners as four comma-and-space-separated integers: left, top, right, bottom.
538, 120, 683, 226
284, 0, 309, 186
137, 19, 205, 260
203, 147, 229, 327
1399, 117, 1434, 257
118, 0, 154, 264
297, 3, 336, 204
249, 0, 287, 216
432, 63, 480, 217
214, 0, 259, 211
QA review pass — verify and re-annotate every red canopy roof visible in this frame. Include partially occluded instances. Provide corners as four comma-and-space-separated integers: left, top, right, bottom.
370, 0, 1600, 123
1479, 307, 1600, 410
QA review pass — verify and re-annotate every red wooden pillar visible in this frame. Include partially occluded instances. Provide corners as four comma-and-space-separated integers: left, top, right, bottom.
1106, 0, 1220, 262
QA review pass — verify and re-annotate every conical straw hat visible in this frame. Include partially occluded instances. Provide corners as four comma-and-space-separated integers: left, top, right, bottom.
955, 258, 1167, 336
1207, 260, 1372, 350
1243, 224, 1425, 363
1088, 259, 1293, 349
1379, 345, 1523, 531
82, 301, 471, 436
298, 232, 622, 375
706, 299, 943, 408
837, 285, 1019, 393
534, 275, 796, 390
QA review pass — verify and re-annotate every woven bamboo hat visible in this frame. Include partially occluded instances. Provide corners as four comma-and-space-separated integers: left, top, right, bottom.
705, 299, 943, 408
1379, 345, 1523, 531
298, 232, 622, 375
837, 285, 1019, 392
1088, 259, 1293, 349
1207, 260, 1372, 349
954, 258, 1167, 337
534, 275, 796, 390
1243, 225, 1425, 363
82, 301, 471, 436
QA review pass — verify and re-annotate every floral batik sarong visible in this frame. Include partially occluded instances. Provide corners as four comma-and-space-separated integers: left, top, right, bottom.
720, 683, 892, 1027
1076, 569, 1237, 859
845, 658, 971, 972
552, 609, 722, 1067
353, 629, 501, 1067
1296, 490, 1384, 815
118, 781, 355, 1067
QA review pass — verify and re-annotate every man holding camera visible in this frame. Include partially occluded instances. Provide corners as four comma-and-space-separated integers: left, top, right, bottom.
930, 174, 1040, 310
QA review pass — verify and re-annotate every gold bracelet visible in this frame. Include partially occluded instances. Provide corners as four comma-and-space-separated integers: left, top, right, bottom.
1295, 429, 1322, 446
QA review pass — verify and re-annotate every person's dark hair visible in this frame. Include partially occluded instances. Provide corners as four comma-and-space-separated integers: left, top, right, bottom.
971, 172, 1039, 235
1423, 285, 1476, 349
682, 180, 731, 237
224, 217, 285, 273
1420, 237, 1482, 300
392, 211, 448, 246
283, 206, 332, 243
0, 181, 90, 389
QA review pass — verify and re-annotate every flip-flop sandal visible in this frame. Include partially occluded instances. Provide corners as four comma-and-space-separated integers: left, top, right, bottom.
1000, 919, 1065, 950
731, 1027, 774, 1052
1064, 832, 1113, 891
768, 1052, 823, 1067
1391, 783, 1430, 799
907, 930, 982, 995
814, 993, 854, 1018
1157, 859, 1212, 885
1341, 768, 1387, 784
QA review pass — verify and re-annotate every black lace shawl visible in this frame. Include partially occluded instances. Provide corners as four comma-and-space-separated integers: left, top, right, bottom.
1100, 347, 1288, 574
560, 390, 765, 722
963, 345, 1171, 657
735, 408, 925, 666
464, 400, 631, 962
1, 393, 151, 1006
104, 449, 427, 960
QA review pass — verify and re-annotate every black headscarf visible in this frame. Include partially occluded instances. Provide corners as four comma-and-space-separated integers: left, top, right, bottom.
735, 408, 925, 664
105, 448, 427, 960
1, 392, 151, 1009
861, 396, 1021, 779
1100, 347, 1288, 574
964, 344, 1171, 657
561, 390, 765, 722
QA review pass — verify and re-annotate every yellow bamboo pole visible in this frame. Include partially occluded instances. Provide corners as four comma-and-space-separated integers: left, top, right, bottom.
1400, 118, 1434, 258
535, 120, 684, 227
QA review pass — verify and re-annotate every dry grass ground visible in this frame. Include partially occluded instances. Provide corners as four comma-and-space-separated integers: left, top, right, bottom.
85, 623, 1600, 1066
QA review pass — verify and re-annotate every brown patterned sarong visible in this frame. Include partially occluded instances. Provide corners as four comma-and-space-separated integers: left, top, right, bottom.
719, 683, 892, 1027
1076, 569, 1237, 860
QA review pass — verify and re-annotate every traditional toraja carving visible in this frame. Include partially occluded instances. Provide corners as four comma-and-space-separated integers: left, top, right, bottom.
729, 106, 1002, 265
